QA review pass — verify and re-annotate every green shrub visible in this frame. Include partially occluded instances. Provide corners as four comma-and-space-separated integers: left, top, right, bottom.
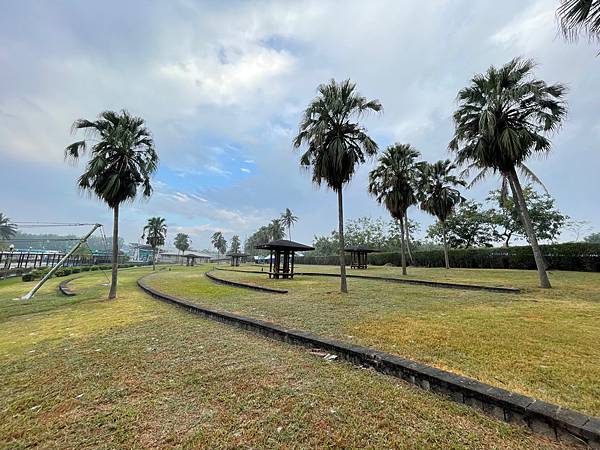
297, 243, 600, 272
22, 271, 38, 282
90, 265, 99, 271
394, 243, 600, 272
71, 267, 81, 274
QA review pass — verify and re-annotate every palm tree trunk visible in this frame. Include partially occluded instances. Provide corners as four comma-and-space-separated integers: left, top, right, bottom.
152, 247, 156, 271
108, 205, 119, 299
403, 215, 413, 265
337, 189, 348, 293
400, 215, 407, 275
442, 220, 450, 269
508, 168, 551, 288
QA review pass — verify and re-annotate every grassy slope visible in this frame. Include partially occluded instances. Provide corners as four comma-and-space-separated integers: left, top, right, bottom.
0, 268, 566, 449
145, 264, 600, 417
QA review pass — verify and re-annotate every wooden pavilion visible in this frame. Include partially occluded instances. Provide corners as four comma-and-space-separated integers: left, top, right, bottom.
255, 239, 314, 279
345, 245, 380, 269
228, 252, 248, 267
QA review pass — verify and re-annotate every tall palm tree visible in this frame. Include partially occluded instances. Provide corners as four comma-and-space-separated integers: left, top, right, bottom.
0, 213, 17, 240
211, 231, 227, 257
143, 217, 167, 271
66, 110, 158, 298
557, 0, 600, 41
230, 235, 241, 253
368, 144, 421, 275
174, 232, 191, 264
449, 58, 567, 288
418, 160, 466, 269
280, 208, 299, 240
293, 79, 381, 293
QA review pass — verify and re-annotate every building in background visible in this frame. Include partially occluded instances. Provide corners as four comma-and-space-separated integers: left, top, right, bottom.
128, 243, 154, 263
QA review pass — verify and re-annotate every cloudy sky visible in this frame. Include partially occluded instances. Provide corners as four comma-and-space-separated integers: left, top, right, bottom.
1, 0, 598, 249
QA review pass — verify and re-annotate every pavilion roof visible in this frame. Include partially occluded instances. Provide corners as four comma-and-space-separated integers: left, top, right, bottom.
255, 239, 315, 251
345, 245, 381, 253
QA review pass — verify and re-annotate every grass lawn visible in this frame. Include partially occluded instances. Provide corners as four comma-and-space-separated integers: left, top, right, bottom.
0, 268, 567, 448
144, 264, 600, 418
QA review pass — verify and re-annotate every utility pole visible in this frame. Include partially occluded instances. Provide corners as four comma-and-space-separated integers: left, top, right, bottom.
21, 224, 102, 300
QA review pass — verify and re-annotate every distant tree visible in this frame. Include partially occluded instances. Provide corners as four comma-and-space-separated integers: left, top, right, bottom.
268, 219, 285, 241
449, 58, 567, 288
143, 217, 167, 271
0, 213, 17, 240
369, 144, 421, 275
488, 186, 568, 246
280, 208, 299, 240
244, 226, 271, 256
294, 79, 381, 293
312, 217, 421, 257
66, 110, 158, 298
557, 0, 600, 42
230, 235, 241, 253
211, 232, 227, 257
566, 219, 592, 242
584, 232, 600, 243
312, 231, 341, 256
174, 233, 191, 263
387, 218, 421, 256
427, 201, 494, 249
344, 217, 388, 248
418, 160, 466, 269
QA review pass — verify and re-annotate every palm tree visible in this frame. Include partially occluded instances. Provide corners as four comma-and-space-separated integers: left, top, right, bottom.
0, 213, 17, 240
66, 110, 158, 298
142, 217, 167, 271
293, 79, 382, 293
280, 208, 299, 240
557, 0, 600, 41
211, 231, 227, 257
230, 235, 241, 253
418, 160, 466, 269
449, 58, 567, 288
174, 233, 191, 264
368, 144, 421, 275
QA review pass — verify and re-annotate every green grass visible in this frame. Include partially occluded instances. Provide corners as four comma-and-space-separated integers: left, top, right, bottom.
144, 264, 600, 418
0, 267, 566, 448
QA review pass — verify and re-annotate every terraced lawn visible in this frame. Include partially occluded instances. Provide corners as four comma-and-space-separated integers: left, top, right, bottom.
144, 264, 600, 417
0, 268, 566, 449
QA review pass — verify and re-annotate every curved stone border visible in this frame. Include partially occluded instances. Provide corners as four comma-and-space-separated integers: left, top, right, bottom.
205, 270, 288, 294
215, 267, 520, 294
138, 274, 597, 447
58, 277, 79, 296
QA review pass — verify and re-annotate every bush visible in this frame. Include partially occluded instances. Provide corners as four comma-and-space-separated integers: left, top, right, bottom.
296, 243, 600, 272
90, 265, 99, 271
295, 255, 349, 266
22, 271, 38, 282
71, 267, 81, 274
407, 243, 600, 272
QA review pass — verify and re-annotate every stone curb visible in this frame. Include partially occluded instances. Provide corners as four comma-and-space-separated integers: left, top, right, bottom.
58, 277, 79, 296
215, 267, 520, 294
205, 270, 288, 294
137, 274, 598, 448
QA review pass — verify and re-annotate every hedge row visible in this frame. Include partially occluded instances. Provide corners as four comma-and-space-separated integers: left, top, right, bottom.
21, 263, 145, 282
296, 243, 600, 272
